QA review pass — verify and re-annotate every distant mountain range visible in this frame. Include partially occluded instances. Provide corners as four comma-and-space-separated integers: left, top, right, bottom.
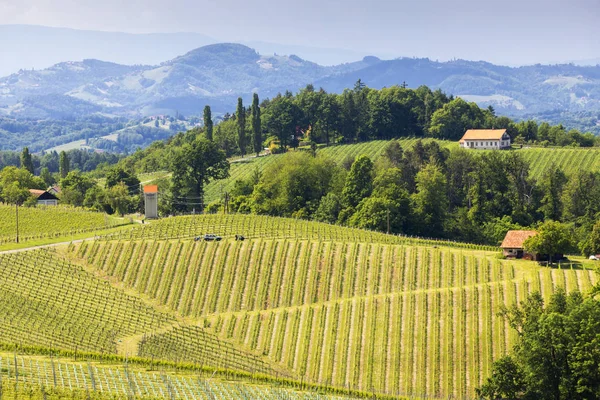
1, 42, 600, 131
0, 25, 385, 77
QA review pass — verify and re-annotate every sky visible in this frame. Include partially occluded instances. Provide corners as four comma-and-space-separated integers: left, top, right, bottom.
0, 0, 599, 65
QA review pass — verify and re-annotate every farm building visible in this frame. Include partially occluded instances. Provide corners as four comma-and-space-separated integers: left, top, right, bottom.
47, 186, 61, 196
500, 230, 564, 261
144, 185, 159, 219
459, 129, 511, 149
28, 189, 59, 206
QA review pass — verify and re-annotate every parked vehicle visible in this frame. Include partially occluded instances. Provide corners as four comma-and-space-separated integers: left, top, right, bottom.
235, 235, 245, 241
203, 234, 222, 241
195, 234, 222, 241
589, 255, 600, 261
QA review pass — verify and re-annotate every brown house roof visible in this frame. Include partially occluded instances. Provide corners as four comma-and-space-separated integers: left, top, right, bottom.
500, 230, 538, 249
459, 129, 507, 143
28, 189, 46, 197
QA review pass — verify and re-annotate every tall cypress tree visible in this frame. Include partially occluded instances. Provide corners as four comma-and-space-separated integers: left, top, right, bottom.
251, 93, 261, 156
203, 105, 213, 141
59, 151, 70, 179
20, 147, 34, 174
236, 97, 246, 156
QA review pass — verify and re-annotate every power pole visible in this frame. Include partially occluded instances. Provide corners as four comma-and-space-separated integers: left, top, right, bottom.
15, 203, 19, 244
386, 208, 390, 235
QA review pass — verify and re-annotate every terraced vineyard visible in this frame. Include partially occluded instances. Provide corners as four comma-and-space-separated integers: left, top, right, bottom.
103, 214, 497, 251
204, 139, 455, 203
0, 205, 124, 245
0, 354, 356, 400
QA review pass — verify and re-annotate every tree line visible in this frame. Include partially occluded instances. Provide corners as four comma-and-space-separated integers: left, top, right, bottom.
202, 82, 598, 159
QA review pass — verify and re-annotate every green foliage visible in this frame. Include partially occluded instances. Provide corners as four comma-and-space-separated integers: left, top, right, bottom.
203, 105, 213, 141
579, 220, 600, 257
105, 182, 131, 216
0, 166, 45, 204
341, 155, 374, 209
251, 93, 262, 156
105, 166, 140, 194
20, 147, 34, 174
313, 192, 342, 224
59, 151, 69, 179
411, 163, 448, 237
60, 171, 95, 207
523, 221, 574, 261
538, 166, 568, 220
477, 356, 525, 400
429, 98, 488, 140
479, 290, 600, 400
251, 152, 337, 217
236, 97, 247, 156
170, 137, 229, 212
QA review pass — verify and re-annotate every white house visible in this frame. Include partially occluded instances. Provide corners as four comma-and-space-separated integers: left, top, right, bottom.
459, 129, 511, 149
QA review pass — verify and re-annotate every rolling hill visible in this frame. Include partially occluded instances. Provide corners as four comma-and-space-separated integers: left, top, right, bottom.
0, 205, 597, 398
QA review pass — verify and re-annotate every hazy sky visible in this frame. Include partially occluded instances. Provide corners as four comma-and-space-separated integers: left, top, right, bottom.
1, 0, 599, 64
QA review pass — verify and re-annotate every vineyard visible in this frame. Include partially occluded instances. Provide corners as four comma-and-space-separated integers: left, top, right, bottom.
1, 211, 599, 399
519, 146, 600, 179
0, 205, 125, 246
0, 354, 360, 400
101, 213, 498, 251
72, 238, 507, 318
0, 249, 173, 353
69, 231, 599, 398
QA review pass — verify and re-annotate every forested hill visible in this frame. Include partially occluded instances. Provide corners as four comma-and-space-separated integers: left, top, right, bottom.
1, 43, 599, 131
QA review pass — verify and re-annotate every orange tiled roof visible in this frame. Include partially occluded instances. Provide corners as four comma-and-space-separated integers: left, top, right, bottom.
500, 230, 537, 248
460, 129, 507, 143
143, 185, 158, 193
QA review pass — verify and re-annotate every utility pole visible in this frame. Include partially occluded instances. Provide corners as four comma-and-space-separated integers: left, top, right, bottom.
15, 203, 19, 244
386, 208, 390, 235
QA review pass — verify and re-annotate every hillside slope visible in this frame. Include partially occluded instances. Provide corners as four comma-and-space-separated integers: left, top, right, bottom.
66, 214, 598, 398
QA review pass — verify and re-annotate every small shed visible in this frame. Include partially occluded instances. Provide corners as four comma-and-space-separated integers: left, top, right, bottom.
500, 230, 538, 259
144, 185, 159, 219
29, 189, 59, 206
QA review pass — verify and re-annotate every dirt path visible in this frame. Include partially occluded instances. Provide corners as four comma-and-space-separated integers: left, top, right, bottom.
0, 237, 94, 255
